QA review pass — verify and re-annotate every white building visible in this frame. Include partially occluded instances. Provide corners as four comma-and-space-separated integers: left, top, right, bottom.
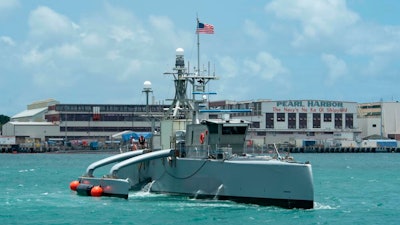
211, 99, 361, 147
358, 102, 400, 140
3, 99, 400, 150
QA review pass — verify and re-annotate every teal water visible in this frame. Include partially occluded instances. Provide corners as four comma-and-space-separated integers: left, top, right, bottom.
1, 153, 399, 225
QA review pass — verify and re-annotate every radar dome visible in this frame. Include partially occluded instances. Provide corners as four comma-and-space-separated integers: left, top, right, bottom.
176, 48, 184, 56
143, 81, 152, 89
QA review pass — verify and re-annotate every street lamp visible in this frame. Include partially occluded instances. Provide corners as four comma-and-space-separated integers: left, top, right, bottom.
249, 105, 254, 153
142, 81, 153, 149
142, 81, 153, 115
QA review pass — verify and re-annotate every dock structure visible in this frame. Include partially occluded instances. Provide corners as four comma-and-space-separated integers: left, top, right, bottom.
283, 146, 400, 153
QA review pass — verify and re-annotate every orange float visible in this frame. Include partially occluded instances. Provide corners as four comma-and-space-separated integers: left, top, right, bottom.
69, 180, 80, 191
90, 185, 103, 197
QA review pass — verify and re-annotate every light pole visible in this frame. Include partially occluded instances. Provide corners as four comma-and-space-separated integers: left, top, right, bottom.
142, 81, 153, 115
142, 81, 153, 149
249, 105, 254, 153
64, 114, 67, 149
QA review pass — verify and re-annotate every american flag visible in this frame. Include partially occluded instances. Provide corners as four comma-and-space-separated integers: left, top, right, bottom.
196, 22, 214, 34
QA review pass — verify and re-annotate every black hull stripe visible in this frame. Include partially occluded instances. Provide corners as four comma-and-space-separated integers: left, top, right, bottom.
151, 191, 313, 209
216, 195, 313, 209
93, 192, 313, 209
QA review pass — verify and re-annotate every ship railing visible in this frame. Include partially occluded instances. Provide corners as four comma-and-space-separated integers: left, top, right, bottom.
185, 145, 208, 158
184, 145, 233, 159
213, 146, 233, 159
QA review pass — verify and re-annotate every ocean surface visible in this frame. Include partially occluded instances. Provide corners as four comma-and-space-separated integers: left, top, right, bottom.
1, 153, 399, 225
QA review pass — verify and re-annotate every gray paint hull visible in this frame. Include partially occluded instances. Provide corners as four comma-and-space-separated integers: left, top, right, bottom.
140, 157, 313, 208
78, 153, 314, 209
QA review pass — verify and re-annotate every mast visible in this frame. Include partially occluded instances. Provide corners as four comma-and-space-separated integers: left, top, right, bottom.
195, 17, 200, 103
197, 17, 200, 79
163, 48, 194, 119
163, 18, 218, 122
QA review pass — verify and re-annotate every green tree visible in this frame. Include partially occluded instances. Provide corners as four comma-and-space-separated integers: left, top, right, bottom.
0, 115, 10, 133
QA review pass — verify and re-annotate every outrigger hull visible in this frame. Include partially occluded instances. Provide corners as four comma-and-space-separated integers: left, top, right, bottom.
78, 177, 130, 199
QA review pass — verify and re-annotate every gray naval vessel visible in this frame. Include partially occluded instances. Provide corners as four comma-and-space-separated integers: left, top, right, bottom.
71, 48, 314, 209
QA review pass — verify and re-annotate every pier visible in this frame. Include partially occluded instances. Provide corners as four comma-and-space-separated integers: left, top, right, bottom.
282, 147, 400, 153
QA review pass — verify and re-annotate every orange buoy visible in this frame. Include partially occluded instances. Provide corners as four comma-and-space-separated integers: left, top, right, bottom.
90, 185, 103, 197
69, 180, 80, 191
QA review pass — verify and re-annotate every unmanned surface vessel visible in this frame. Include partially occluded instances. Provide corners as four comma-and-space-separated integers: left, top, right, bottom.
71, 48, 314, 209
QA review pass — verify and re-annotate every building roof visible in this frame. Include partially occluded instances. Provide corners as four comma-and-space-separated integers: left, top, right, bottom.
8, 121, 55, 126
28, 99, 59, 110
111, 130, 134, 139
362, 134, 389, 140
11, 107, 48, 119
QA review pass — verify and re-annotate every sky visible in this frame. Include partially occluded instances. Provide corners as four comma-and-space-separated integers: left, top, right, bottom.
1, 0, 400, 116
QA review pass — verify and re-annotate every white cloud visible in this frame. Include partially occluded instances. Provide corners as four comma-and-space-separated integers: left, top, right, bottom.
243, 19, 267, 41
80, 33, 105, 49
265, 0, 400, 79
103, 4, 153, 45
244, 52, 288, 80
120, 59, 142, 81
109, 26, 135, 43
321, 53, 348, 84
16, 4, 197, 100
265, 0, 359, 46
218, 56, 238, 78
56, 44, 81, 59
0, 0, 19, 11
149, 15, 174, 31
107, 50, 121, 61
346, 24, 400, 56
28, 6, 78, 40
148, 15, 191, 51
363, 56, 387, 76
104, 2, 137, 25
22, 47, 45, 65
0, 36, 15, 46
22, 44, 80, 67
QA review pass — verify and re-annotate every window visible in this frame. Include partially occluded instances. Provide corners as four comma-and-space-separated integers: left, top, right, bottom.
335, 114, 343, 129
360, 105, 381, 109
266, 113, 274, 128
299, 113, 307, 129
222, 126, 246, 135
277, 113, 285, 122
208, 123, 219, 134
324, 113, 332, 122
288, 113, 296, 129
313, 113, 321, 128
345, 113, 353, 128
251, 121, 260, 128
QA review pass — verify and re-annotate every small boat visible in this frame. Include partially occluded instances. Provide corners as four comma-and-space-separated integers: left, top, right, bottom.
70, 47, 314, 209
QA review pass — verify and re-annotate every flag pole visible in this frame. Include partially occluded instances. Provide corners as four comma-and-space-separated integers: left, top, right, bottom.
196, 17, 200, 76
194, 16, 201, 124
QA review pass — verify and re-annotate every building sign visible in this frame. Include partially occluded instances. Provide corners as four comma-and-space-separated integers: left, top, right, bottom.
272, 100, 349, 113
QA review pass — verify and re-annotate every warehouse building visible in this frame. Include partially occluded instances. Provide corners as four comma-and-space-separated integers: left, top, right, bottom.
3, 99, 400, 151
2, 99, 167, 151
358, 101, 400, 140
210, 99, 361, 148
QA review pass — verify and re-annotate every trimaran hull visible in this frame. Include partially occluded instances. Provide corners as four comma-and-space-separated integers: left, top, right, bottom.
78, 151, 314, 209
